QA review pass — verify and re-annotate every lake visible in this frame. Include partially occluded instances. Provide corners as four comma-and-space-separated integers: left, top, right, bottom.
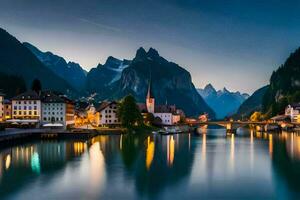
0, 128, 299, 200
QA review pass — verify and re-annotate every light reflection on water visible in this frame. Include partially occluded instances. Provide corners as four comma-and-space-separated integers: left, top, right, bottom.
0, 128, 300, 199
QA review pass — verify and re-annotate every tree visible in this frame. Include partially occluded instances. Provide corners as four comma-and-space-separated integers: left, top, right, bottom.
250, 112, 263, 122
153, 116, 162, 126
117, 95, 143, 128
31, 79, 42, 93
144, 112, 155, 125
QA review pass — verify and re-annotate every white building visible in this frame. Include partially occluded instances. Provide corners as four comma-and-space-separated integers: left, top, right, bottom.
0, 92, 4, 122
97, 101, 121, 127
11, 91, 41, 122
285, 103, 300, 122
41, 91, 75, 129
145, 81, 181, 125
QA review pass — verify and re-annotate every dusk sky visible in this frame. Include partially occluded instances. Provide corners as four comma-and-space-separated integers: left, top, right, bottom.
1, 0, 300, 94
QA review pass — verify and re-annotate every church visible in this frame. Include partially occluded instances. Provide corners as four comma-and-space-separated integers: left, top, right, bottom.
145, 81, 181, 125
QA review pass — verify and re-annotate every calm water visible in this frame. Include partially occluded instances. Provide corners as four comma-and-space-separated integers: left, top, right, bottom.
0, 128, 300, 200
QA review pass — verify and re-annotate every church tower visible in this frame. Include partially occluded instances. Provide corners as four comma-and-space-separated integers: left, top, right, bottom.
146, 79, 155, 113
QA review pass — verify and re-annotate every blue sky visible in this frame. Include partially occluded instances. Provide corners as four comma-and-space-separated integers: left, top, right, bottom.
1, 0, 300, 94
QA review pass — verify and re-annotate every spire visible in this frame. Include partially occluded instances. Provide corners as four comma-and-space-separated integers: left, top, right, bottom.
147, 77, 153, 99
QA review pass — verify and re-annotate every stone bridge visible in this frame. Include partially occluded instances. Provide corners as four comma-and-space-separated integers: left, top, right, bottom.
188, 121, 300, 133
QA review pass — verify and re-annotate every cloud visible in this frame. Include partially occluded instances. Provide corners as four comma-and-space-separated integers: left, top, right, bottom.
78, 18, 122, 33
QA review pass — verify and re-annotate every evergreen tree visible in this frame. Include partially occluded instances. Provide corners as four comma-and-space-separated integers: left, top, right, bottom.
117, 95, 143, 128
31, 79, 42, 93
0, 72, 26, 98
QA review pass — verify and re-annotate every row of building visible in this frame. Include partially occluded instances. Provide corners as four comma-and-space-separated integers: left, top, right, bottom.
74, 81, 184, 127
285, 103, 300, 123
0, 81, 184, 129
0, 91, 75, 128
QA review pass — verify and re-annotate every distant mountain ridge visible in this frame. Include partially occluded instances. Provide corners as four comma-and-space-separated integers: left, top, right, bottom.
24, 42, 87, 91
0, 28, 77, 96
198, 84, 249, 119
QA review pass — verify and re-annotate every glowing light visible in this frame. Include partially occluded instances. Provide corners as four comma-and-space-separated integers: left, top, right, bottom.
31, 152, 41, 174
167, 136, 175, 166
230, 134, 235, 168
202, 133, 206, 158
5, 154, 11, 170
89, 142, 106, 190
269, 134, 273, 157
146, 136, 155, 170
73, 142, 86, 155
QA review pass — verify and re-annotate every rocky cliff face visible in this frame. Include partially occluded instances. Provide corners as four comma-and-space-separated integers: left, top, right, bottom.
198, 84, 249, 119
86, 56, 131, 95
111, 47, 215, 117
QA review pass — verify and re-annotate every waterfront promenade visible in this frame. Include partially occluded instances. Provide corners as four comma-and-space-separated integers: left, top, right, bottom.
0, 127, 125, 144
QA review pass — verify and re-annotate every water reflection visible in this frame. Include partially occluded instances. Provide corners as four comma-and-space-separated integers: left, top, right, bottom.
145, 136, 155, 170
167, 135, 175, 166
0, 130, 300, 199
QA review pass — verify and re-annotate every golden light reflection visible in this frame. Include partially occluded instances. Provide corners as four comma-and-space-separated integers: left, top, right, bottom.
120, 135, 123, 150
5, 154, 11, 170
13, 145, 35, 166
146, 136, 155, 170
294, 134, 300, 159
89, 142, 106, 190
269, 134, 273, 158
250, 130, 254, 170
230, 134, 235, 166
202, 133, 206, 159
256, 132, 262, 139
73, 142, 86, 156
199, 125, 208, 134
167, 136, 175, 166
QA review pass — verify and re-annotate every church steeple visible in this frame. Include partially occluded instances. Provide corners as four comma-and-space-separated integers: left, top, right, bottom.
147, 77, 153, 99
146, 74, 155, 113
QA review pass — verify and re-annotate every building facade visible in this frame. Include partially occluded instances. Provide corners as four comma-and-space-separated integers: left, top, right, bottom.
0, 93, 4, 122
4, 100, 12, 120
285, 103, 300, 122
41, 92, 75, 129
97, 101, 121, 126
11, 91, 41, 121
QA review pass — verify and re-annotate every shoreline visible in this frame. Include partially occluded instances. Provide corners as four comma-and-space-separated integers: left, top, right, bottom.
0, 128, 126, 145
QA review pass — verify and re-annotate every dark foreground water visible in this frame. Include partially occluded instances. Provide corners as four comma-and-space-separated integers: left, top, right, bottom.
0, 128, 300, 200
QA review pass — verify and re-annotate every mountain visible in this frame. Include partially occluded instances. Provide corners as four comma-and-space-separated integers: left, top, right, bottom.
111, 47, 215, 117
86, 56, 131, 95
234, 85, 269, 119
24, 42, 87, 91
0, 28, 76, 96
262, 47, 300, 117
197, 84, 249, 119
0, 72, 27, 98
